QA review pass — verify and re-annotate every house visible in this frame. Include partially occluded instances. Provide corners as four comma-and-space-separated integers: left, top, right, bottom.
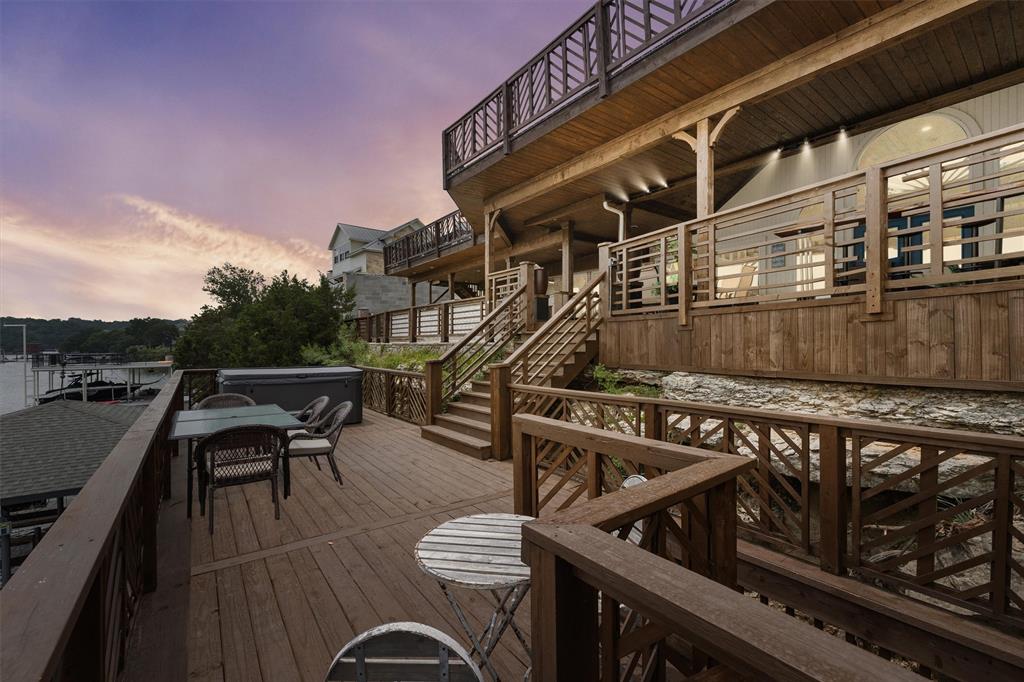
328, 219, 446, 319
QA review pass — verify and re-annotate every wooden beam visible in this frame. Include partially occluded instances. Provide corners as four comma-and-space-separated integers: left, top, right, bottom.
710, 106, 741, 147
483, 0, 982, 213
696, 117, 712, 219
634, 200, 691, 221
671, 129, 697, 151
523, 194, 602, 227
493, 216, 513, 248
561, 222, 574, 309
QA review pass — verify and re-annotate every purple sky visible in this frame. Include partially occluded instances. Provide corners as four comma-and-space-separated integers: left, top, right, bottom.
0, 0, 586, 320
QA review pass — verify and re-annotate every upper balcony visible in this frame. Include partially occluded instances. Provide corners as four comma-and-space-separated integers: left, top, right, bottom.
383, 210, 480, 278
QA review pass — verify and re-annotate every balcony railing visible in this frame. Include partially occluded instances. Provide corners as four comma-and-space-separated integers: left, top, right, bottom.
383, 210, 474, 274
443, 0, 732, 180
607, 124, 1024, 322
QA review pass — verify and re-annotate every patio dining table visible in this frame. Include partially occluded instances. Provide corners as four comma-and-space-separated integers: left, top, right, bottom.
168, 403, 304, 517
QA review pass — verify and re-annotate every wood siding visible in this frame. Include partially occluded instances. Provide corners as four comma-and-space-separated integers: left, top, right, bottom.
599, 284, 1024, 390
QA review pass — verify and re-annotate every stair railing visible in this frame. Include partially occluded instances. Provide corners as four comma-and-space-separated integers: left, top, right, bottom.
424, 262, 539, 424
489, 271, 606, 459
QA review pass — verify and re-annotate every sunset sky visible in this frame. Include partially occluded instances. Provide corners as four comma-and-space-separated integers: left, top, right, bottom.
0, 0, 585, 320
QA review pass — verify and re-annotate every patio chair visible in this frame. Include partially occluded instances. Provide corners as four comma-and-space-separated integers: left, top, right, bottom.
289, 395, 330, 425
197, 425, 284, 534
325, 622, 482, 682
284, 402, 351, 495
195, 392, 255, 409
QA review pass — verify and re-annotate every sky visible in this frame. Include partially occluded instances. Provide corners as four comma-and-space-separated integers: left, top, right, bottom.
0, 0, 586, 320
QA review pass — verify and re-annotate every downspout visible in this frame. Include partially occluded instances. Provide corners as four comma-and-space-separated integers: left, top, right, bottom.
603, 201, 626, 241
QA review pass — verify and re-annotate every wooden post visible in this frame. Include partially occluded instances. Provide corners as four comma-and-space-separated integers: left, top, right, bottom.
586, 450, 601, 500
864, 166, 886, 315
598, 243, 611, 320
525, 539, 599, 681
642, 402, 662, 441
928, 163, 944, 276
594, 0, 609, 98
560, 221, 574, 311
409, 283, 418, 343
520, 260, 538, 332
818, 424, 847, 574
707, 480, 738, 589
484, 210, 498, 311
696, 117, 713, 219
678, 222, 692, 327
512, 417, 536, 515
503, 81, 513, 155
424, 360, 442, 425
491, 364, 512, 460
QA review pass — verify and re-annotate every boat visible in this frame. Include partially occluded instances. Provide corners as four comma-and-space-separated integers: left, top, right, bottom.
36, 373, 132, 404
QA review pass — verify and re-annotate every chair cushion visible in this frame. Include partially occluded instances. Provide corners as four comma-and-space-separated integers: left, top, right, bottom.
288, 438, 332, 456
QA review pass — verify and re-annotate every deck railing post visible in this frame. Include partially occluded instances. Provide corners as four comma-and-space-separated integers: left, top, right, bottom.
818, 424, 847, 574
512, 417, 536, 516
424, 360, 442, 425
524, 539, 600, 681
864, 166, 886, 315
520, 261, 538, 332
409, 306, 417, 343
678, 223, 691, 327
707, 480, 738, 590
141, 443, 159, 592
385, 372, 395, 418
594, 0, 610, 98
598, 243, 611, 320
491, 364, 513, 460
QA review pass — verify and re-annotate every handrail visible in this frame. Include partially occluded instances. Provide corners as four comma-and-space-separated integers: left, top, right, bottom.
383, 210, 474, 273
508, 383, 1024, 625
443, 0, 732, 180
425, 282, 530, 419
609, 123, 1024, 319
1, 370, 187, 681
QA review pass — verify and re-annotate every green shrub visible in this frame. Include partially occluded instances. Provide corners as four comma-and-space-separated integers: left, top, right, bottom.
591, 363, 662, 398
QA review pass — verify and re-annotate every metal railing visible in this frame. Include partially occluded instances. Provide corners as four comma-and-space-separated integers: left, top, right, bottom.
443, 0, 732, 180
383, 210, 474, 274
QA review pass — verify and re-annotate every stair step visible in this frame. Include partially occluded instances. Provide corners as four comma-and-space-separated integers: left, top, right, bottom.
458, 390, 491, 406
447, 402, 491, 422
420, 425, 491, 459
470, 379, 491, 392
435, 413, 491, 439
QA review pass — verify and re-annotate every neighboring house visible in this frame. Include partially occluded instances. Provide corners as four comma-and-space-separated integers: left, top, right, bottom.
328, 220, 438, 317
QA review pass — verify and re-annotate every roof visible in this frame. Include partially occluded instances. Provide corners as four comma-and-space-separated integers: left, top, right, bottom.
328, 223, 387, 250
0, 401, 145, 505
382, 218, 426, 242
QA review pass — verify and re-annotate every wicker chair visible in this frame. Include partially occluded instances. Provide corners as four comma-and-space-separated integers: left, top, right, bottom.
197, 425, 284, 534
284, 401, 352, 497
290, 395, 330, 425
195, 392, 255, 409
325, 622, 482, 682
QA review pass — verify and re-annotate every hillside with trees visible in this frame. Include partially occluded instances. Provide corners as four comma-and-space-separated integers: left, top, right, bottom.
0, 316, 184, 359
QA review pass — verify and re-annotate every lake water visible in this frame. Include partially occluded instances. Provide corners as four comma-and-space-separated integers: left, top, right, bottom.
0, 360, 171, 416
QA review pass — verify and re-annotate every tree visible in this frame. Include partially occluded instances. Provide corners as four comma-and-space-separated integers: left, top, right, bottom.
174, 264, 354, 369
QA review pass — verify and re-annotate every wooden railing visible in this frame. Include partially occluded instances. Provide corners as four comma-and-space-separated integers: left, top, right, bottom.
509, 384, 1024, 626
425, 267, 537, 422
0, 370, 197, 681
486, 266, 521, 310
516, 414, 921, 681
490, 272, 606, 458
383, 210, 474, 274
609, 124, 1024, 322
358, 366, 427, 425
358, 296, 486, 343
443, 0, 731, 180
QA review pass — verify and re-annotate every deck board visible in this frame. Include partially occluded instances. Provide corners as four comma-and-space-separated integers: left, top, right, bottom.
187, 409, 539, 681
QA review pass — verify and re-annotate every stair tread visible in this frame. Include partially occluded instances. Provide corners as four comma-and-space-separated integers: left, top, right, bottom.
461, 390, 491, 400
436, 413, 492, 433
420, 425, 490, 449
449, 401, 490, 414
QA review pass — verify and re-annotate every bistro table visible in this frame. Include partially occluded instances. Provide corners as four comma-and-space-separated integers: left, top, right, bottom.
415, 513, 534, 681
169, 403, 304, 517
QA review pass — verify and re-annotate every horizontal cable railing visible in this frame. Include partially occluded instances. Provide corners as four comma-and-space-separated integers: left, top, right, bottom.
0, 370, 201, 681
509, 383, 1024, 626
608, 124, 1024, 320
358, 366, 427, 425
443, 0, 731, 179
383, 210, 474, 273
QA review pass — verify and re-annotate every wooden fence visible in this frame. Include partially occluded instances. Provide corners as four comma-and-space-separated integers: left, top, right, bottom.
358, 296, 485, 343
509, 383, 1024, 626
358, 366, 427, 425
0, 370, 200, 681
516, 414, 922, 681
609, 123, 1024, 323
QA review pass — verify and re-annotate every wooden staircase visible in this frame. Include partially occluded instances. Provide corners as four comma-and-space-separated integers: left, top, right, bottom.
421, 331, 600, 458
420, 269, 606, 460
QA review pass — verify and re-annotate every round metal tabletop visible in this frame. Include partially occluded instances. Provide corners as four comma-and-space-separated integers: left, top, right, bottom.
415, 513, 534, 589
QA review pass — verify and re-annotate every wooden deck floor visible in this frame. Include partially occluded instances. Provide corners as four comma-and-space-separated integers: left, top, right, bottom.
186, 410, 533, 682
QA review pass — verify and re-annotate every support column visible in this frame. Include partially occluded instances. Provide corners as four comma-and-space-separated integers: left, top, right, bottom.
484, 210, 498, 311
695, 117, 713, 219
560, 221, 574, 309
409, 280, 417, 342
